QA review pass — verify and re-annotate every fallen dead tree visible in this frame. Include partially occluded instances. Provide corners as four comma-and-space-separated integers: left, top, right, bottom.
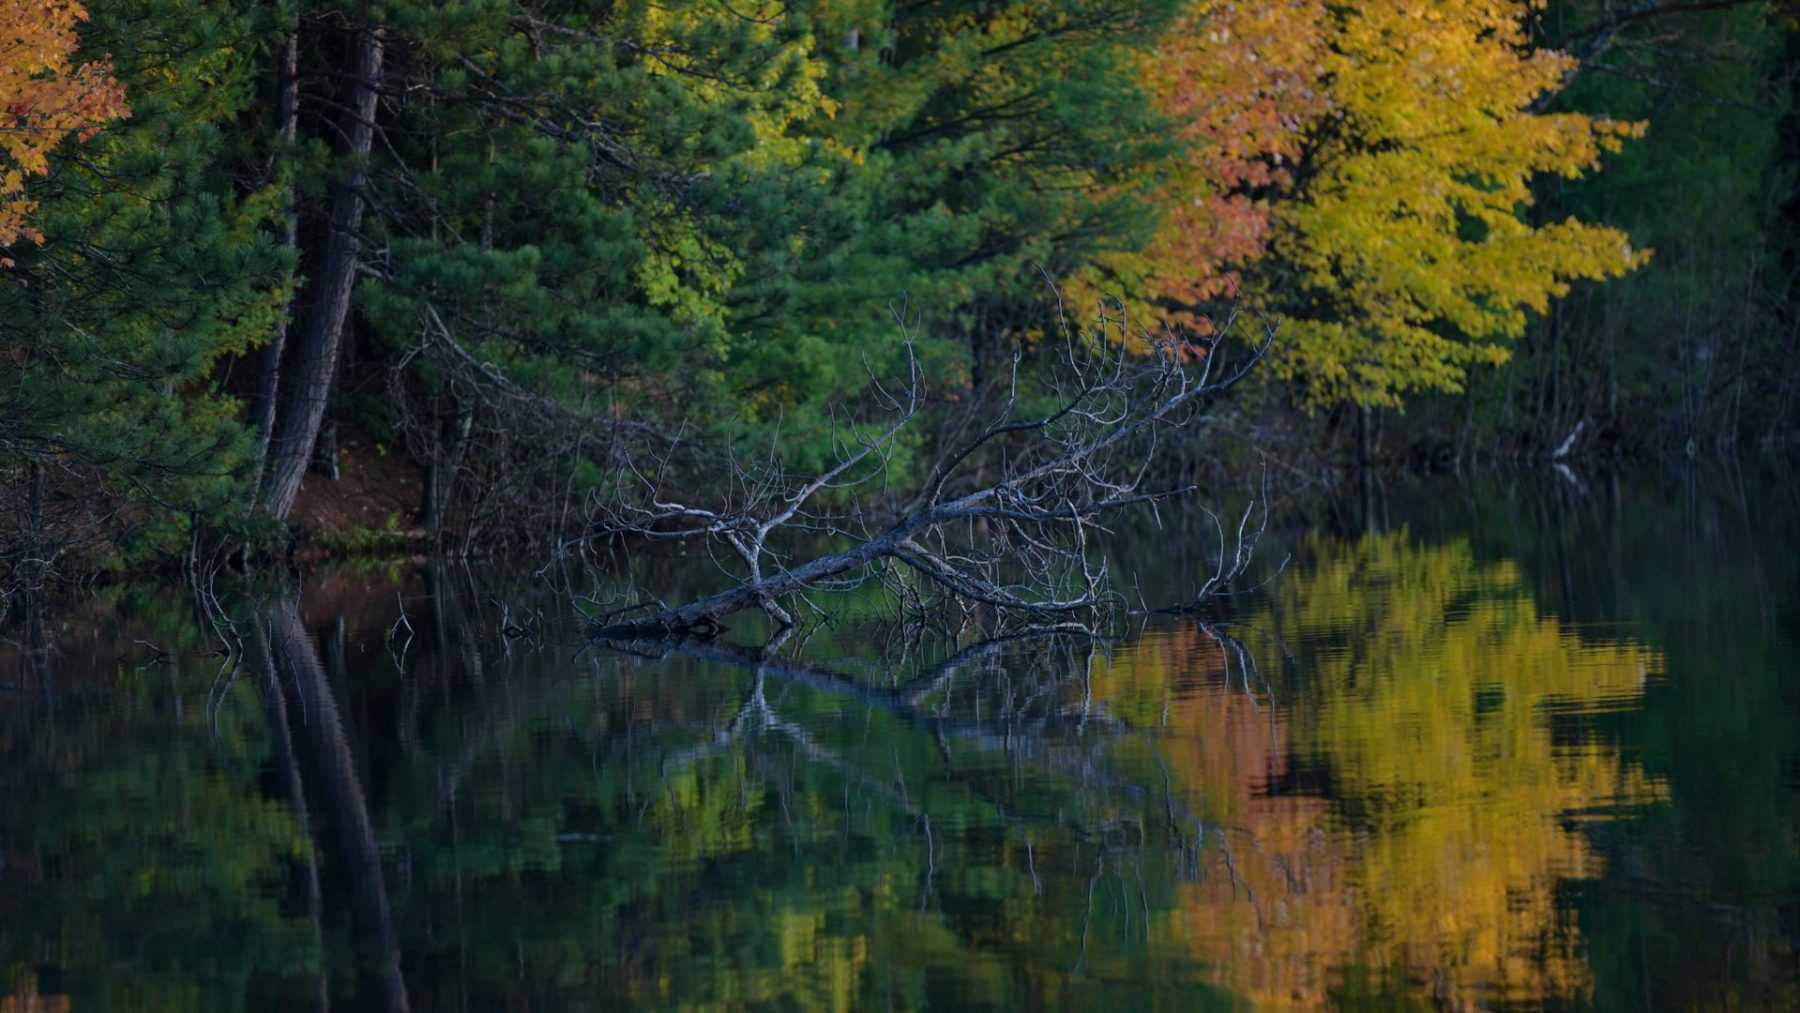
585, 302, 1277, 640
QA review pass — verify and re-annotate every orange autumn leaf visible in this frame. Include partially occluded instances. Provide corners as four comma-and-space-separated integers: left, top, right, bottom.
1071, 0, 1326, 337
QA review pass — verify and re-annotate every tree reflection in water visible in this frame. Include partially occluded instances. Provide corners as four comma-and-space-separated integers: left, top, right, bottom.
1098, 533, 1665, 1007
3, 501, 1791, 1009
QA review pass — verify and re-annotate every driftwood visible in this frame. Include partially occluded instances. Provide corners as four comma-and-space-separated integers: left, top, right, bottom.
585, 301, 1277, 640
1151, 464, 1288, 615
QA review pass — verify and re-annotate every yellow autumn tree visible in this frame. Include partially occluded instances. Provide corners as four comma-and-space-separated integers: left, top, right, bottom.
1276, 0, 1651, 408
0, 0, 126, 264
1125, 0, 1648, 407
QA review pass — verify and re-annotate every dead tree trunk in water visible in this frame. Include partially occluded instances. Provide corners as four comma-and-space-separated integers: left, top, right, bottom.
588, 305, 1276, 640
262, 24, 385, 519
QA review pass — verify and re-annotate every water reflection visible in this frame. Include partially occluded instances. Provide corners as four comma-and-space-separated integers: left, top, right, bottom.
1, 475, 1795, 1009
259, 600, 408, 1011
1094, 534, 1666, 1007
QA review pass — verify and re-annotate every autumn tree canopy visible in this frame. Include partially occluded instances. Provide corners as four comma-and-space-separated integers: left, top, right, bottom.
1120, 0, 1650, 409
0, 0, 125, 261
2, 0, 1794, 569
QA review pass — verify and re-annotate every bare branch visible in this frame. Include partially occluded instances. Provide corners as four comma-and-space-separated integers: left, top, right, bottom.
586, 294, 1279, 640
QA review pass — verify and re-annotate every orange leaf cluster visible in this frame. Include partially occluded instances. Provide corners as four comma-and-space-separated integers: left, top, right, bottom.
1139, 0, 1327, 313
0, 0, 127, 263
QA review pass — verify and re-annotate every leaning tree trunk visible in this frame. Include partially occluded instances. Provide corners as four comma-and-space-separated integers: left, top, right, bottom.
262, 23, 384, 519
587, 310, 1277, 641
248, 23, 301, 494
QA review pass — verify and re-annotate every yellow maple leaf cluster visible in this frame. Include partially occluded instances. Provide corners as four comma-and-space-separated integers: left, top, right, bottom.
1275, 0, 1649, 408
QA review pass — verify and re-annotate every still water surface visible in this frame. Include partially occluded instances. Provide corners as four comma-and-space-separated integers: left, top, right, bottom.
3, 471, 1796, 1009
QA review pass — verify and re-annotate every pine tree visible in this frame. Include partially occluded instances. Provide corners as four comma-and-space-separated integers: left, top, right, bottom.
0, 0, 288, 561
330, 0, 1184, 530
816, 0, 1182, 375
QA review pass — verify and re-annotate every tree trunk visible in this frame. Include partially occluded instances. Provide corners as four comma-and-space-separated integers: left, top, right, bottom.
249, 26, 301, 493
18, 460, 45, 592
263, 24, 384, 519
592, 534, 896, 639
421, 402, 470, 540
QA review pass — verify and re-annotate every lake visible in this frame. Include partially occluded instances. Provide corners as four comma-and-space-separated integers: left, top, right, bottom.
3, 467, 1795, 1010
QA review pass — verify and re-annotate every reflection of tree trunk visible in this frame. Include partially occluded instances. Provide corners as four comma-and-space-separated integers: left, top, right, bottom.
263, 24, 385, 518
1359, 466, 1377, 537
17, 464, 51, 712
254, 621, 330, 1013
427, 563, 484, 682
270, 600, 410, 1012
20, 589, 50, 715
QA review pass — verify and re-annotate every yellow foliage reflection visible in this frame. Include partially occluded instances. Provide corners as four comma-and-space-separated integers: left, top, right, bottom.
1096, 532, 1665, 1008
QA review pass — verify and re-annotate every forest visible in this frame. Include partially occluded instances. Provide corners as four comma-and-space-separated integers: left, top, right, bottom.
5, 4, 1800, 1009
2, 0, 1797, 591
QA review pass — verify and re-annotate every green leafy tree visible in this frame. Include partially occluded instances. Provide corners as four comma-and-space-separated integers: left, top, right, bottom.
334, 0, 1183, 537
326, 0, 885, 531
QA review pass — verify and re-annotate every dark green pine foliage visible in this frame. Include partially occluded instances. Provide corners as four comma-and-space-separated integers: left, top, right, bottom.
5, 0, 1186, 559
1438, 1, 1798, 453
353, 0, 1182, 534
814, 0, 1183, 378
356, 0, 892, 525
361, 1, 785, 397
0, 0, 289, 562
